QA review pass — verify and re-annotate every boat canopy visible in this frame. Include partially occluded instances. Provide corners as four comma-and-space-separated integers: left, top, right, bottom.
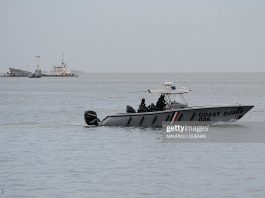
148, 82, 191, 95
147, 82, 191, 106
148, 88, 191, 94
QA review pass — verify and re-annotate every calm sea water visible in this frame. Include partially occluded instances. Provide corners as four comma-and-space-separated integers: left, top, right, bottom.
0, 73, 265, 197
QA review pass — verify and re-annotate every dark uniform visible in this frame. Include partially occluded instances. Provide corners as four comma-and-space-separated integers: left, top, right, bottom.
156, 94, 166, 111
138, 98, 149, 112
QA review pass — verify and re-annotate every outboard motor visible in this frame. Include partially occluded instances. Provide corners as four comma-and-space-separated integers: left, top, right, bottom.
84, 110, 100, 126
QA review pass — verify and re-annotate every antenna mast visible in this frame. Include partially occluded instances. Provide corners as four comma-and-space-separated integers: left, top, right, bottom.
35, 56, 40, 70
62, 53, 66, 66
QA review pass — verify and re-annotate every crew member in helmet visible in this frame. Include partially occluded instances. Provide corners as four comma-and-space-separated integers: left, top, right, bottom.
156, 94, 166, 111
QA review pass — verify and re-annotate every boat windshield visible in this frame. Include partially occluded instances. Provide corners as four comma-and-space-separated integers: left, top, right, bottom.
164, 93, 188, 105
147, 83, 191, 107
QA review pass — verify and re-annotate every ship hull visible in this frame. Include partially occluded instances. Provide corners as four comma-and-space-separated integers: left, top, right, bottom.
94, 105, 254, 127
8, 68, 31, 77
42, 74, 78, 77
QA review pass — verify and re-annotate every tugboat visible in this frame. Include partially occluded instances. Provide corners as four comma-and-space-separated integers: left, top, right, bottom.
84, 82, 254, 127
29, 56, 42, 78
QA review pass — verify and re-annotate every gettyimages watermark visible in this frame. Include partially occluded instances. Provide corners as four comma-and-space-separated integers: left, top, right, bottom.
162, 121, 265, 143
163, 122, 209, 142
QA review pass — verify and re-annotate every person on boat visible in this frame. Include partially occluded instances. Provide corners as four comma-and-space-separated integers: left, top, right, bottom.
138, 98, 149, 112
156, 94, 166, 111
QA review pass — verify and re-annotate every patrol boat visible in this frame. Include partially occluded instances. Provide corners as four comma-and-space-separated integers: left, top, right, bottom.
84, 82, 254, 127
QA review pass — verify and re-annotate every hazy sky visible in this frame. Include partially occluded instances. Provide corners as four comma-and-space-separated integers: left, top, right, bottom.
0, 0, 264, 73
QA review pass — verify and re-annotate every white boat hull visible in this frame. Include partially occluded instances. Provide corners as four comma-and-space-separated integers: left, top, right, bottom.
85, 105, 254, 127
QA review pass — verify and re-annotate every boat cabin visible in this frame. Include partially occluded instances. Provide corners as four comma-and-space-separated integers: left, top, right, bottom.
127, 82, 191, 113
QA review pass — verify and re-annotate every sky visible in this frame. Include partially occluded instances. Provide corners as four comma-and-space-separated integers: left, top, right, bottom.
0, 0, 264, 73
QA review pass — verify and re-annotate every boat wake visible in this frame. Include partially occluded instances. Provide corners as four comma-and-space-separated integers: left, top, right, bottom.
0, 121, 84, 128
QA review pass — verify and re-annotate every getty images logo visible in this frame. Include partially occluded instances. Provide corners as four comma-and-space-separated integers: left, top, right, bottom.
166, 124, 209, 133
